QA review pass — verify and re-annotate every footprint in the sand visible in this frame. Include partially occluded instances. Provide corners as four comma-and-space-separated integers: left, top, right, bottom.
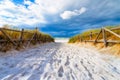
65, 56, 70, 66
58, 66, 64, 77
2, 62, 9, 66
43, 72, 49, 79
75, 64, 78, 67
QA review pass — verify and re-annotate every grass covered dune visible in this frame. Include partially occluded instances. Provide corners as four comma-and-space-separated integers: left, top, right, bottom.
69, 25, 120, 56
0, 25, 54, 52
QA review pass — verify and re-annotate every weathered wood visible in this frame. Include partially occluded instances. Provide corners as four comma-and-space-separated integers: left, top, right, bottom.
0, 28, 33, 34
0, 41, 8, 51
111, 27, 120, 30
85, 40, 120, 43
0, 27, 46, 51
38, 34, 41, 43
81, 27, 120, 46
0, 28, 17, 46
80, 37, 82, 42
102, 28, 107, 47
89, 32, 92, 40
94, 29, 102, 43
26, 33, 36, 47
0, 39, 38, 43
35, 27, 38, 43
20, 29, 24, 40
1, 28, 21, 32
104, 28, 120, 38
18, 28, 24, 47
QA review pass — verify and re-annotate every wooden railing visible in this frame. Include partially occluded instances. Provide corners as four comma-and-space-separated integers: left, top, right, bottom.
80, 27, 120, 47
0, 27, 53, 51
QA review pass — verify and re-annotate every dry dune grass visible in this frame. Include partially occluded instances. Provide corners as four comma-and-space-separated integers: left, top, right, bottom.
97, 44, 120, 57
0, 26, 54, 52
75, 42, 120, 57
69, 25, 120, 57
111, 44, 120, 55
69, 26, 120, 43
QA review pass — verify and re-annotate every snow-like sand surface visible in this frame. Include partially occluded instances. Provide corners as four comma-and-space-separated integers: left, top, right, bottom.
0, 43, 120, 80
55, 38, 69, 43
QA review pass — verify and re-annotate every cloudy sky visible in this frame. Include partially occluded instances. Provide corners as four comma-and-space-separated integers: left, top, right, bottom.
0, 0, 120, 37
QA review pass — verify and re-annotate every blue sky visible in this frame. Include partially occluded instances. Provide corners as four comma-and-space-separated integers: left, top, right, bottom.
0, 0, 120, 37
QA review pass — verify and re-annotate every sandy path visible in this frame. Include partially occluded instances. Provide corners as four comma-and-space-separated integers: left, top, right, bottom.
0, 43, 120, 80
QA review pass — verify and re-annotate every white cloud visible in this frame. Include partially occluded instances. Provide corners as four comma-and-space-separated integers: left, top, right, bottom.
34, 0, 75, 14
60, 7, 87, 19
0, 0, 47, 27
0, 0, 89, 26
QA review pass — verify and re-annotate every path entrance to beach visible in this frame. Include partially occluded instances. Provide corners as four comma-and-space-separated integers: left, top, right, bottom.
0, 43, 120, 80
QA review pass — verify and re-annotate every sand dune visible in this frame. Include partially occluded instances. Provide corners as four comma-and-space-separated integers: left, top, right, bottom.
0, 43, 120, 80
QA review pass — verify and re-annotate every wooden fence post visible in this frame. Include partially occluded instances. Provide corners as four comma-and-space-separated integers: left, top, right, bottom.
38, 33, 41, 43
35, 27, 38, 43
80, 37, 82, 42
38, 35, 40, 44
20, 28, 24, 41
18, 28, 24, 46
102, 28, 107, 47
90, 32, 92, 40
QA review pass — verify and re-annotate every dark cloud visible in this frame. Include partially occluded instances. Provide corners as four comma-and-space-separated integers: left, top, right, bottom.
40, 0, 120, 37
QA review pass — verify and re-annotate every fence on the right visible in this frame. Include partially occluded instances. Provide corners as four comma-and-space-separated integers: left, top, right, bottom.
80, 27, 120, 47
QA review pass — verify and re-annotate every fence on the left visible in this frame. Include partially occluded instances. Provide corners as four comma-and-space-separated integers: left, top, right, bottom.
0, 27, 54, 51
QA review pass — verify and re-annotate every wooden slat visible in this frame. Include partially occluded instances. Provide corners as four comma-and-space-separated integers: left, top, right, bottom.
1, 28, 21, 32
34, 33, 37, 43
0, 28, 17, 46
0, 39, 41, 42
0, 27, 45, 50
102, 28, 107, 47
0, 28, 33, 34
19, 29, 24, 40
111, 27, 120, 30
104, 28, 120, 38
94, 29, 102, 43
81, 27, 120, 46
85, 40, 120, 43
80, 37, 82, 42
26, 33, 36, 47
89, 32, 92, 40
18, 28, 24, 47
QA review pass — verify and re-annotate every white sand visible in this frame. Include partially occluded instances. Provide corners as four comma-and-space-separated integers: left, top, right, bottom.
55, 38, 69, 43
0, 42, 120, 80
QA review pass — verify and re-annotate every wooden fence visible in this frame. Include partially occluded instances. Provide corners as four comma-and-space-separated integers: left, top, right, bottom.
80, 27, 120, 47
0, 27, 49, 51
